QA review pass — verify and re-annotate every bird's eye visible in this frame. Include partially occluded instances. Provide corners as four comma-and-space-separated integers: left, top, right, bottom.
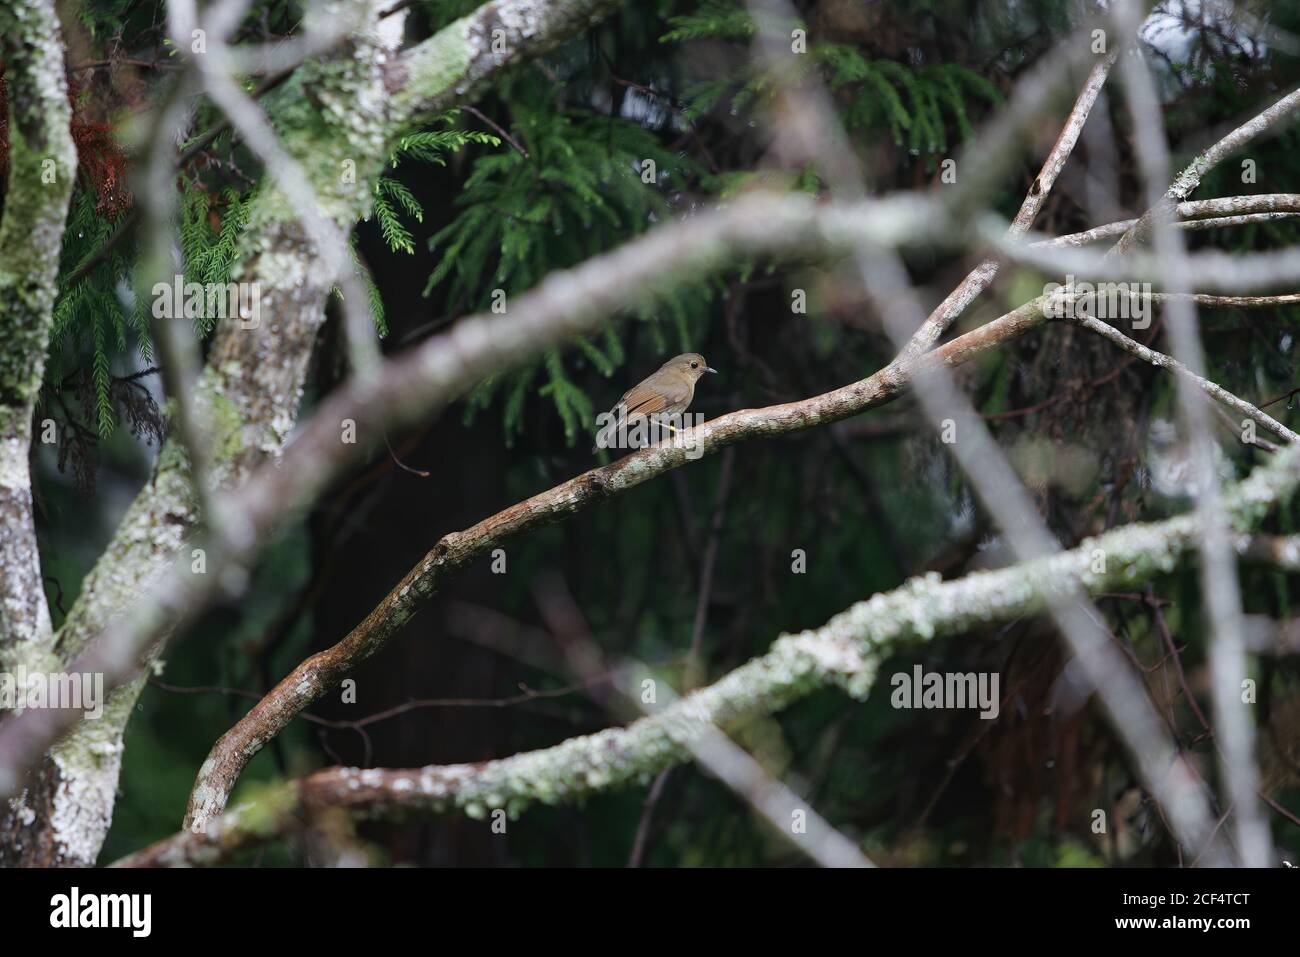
691, 362, 698, 369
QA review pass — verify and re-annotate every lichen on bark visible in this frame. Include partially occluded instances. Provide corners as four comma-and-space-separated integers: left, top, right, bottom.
0, 0, 77, 667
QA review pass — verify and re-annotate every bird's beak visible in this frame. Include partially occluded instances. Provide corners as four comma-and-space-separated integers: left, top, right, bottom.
705, 367, 718, 374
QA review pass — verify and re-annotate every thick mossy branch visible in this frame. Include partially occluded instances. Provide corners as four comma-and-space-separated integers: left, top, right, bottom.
0, 0, 78, 663
0, 0, 86, 870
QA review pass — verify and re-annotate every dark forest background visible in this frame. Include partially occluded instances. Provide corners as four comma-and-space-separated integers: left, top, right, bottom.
16, 0, 1300, 865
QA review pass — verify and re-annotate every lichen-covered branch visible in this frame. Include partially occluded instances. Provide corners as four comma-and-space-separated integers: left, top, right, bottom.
0, 0, 83, 868
385, 0, 627, 136
1112, 83, 1300, 255
0, 0, 77, 671
123, 439, 1300, 867
1041, 193, 1300, 248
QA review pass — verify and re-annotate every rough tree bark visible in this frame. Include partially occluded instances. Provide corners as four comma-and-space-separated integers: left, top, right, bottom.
0, 0, 81, 867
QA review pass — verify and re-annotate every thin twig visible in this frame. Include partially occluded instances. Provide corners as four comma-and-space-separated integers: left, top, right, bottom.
462, 105, 528, 158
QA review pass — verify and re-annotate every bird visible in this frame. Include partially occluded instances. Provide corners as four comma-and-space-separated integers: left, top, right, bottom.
593, 352, 717, 452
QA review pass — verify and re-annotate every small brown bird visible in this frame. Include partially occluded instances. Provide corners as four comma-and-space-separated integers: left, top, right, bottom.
594, 352, 717, 452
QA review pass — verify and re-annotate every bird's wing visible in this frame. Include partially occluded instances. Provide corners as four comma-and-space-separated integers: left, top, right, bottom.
617, 377, 692, 418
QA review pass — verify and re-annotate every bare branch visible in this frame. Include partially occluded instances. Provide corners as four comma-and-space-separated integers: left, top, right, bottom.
645, 678, 875, 868
138, 73, 225, 529
900, 51, 1118, 357
1064, 310, 1299, 444
1040, 193, 1300, 247
941, 6, 1156, 226
987, 221, 1300, 292
1113, 81, 1300, 254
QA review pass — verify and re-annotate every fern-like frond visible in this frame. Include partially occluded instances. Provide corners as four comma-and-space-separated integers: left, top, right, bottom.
661, 1, 754, 43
